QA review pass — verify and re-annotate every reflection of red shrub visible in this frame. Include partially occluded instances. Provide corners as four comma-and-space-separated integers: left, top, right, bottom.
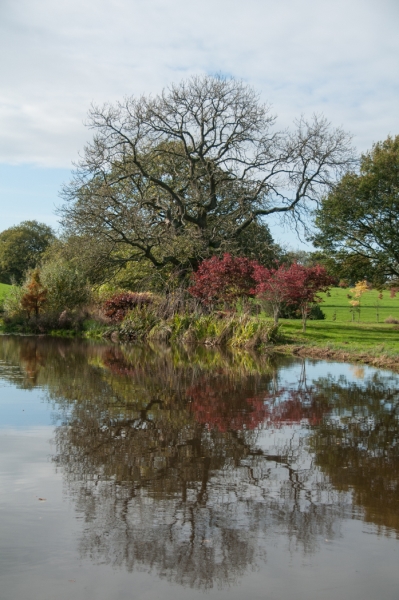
188, 381, 329, 432
100, 352, 331, 432
188, 383, 269, 432
264, 392, 327, 427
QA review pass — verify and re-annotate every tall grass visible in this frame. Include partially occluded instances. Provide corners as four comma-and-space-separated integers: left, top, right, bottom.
118, 309, 279, 349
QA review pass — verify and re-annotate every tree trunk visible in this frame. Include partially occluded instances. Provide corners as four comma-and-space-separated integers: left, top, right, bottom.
301, 305, 307, 332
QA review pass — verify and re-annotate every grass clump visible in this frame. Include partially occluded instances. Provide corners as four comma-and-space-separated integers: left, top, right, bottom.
160, 314, 279, 348
115, 309, 279, 349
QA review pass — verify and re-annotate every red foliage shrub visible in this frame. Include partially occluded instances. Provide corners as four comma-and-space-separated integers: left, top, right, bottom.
188, 253, 259, 305
103, 292, 154, 323
252, 263, 293, 322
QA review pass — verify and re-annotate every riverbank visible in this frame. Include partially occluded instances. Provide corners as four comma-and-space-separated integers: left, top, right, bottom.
1, 316, 398, 373
276, 320, 399, 373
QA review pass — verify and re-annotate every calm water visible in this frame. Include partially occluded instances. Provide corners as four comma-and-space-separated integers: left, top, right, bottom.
1, 336, 399, 600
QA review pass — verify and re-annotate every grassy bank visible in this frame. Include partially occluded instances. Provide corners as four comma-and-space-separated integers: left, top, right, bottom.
277, 319, 399, 372
274, 286, 399, 371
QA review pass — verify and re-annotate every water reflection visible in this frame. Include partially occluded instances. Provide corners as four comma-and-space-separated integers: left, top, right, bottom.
0, 336, 398, 590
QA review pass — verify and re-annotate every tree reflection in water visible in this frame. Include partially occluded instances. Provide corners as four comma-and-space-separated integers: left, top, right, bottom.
0, 336, 398, 589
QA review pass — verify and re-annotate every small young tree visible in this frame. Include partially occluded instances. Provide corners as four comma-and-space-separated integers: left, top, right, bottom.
252, 264, 293, 324
188, 254, 259, 307
20, 269, 48, 318
348, 280, 369, 322
253, 263, 334, 329
285, 264, 335, 332
373, 292, 384, 323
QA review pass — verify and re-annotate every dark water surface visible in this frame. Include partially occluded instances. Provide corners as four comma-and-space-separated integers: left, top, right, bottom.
1, 336, 399, 600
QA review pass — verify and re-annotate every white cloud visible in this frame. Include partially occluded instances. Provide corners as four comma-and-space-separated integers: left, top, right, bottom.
0, 0, 398, 167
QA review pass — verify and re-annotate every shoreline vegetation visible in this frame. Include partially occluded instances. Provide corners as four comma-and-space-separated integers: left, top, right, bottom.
1, 282, 399, 373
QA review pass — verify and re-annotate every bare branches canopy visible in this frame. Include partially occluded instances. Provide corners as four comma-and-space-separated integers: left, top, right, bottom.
60, 75, 355, 272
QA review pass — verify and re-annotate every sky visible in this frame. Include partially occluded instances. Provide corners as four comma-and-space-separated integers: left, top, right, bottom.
0, 0, 398, 247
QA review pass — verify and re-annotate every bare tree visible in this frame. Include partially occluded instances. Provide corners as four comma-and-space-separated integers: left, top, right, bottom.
60, 75, 354, 273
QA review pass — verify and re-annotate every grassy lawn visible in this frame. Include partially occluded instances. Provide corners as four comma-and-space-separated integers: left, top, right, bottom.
318, 287, 399, 323
280, 320, 399, 356
279, 287, 399, 358
0, 283, 11, 303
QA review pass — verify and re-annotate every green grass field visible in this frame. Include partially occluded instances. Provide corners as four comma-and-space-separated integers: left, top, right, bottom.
277, 287, 399, 358
280, 320, 399, 355
0, 283, 11, 303
318, 287, 399, 323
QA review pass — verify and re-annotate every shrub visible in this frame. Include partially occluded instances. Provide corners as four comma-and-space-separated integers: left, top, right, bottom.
2, 285, 25, 318
308, 304, 326, 320
385, 316, 399, 324
188, 254, 259, 306
20, 269, 48, 317
103, 292, 155, 323
279, 302, 325, 320
41, 258, 91, 313
119, 305, 158, 340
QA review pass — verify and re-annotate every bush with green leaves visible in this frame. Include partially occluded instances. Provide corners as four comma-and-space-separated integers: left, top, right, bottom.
118, 305, 158, 340
2, 285, 25, 319
40, 258, 91, 313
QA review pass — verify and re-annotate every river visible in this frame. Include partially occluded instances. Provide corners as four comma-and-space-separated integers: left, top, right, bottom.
0, 335, 398, 599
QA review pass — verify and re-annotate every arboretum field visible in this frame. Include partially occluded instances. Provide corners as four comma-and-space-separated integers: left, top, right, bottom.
318, 286, 399, 323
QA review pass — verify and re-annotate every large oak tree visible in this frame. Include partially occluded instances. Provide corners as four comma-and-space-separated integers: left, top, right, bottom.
60, 75, 354, 274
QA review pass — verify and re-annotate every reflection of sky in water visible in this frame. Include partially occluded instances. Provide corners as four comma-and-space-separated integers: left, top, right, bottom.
278, 359, 399, 387
0, 386, 53, 428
